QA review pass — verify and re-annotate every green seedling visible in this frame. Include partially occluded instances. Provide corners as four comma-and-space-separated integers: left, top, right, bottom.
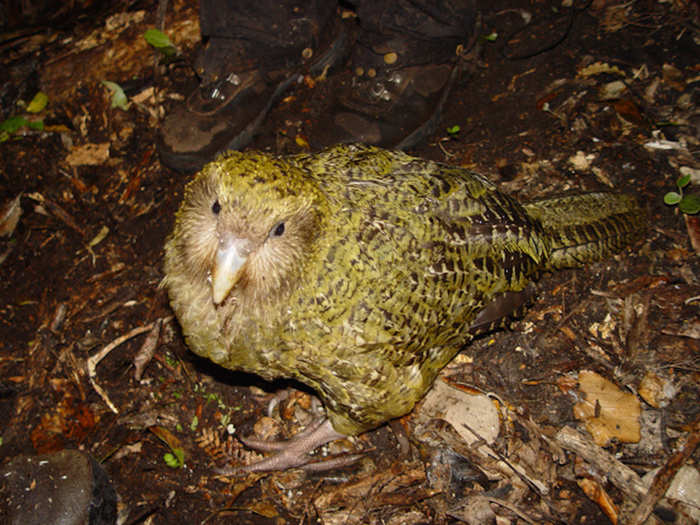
0, 91, 47, 141
446, 125, 461, 136
164, 449, 185, 468
664, 174, 700, 215
144, 28, 177, 58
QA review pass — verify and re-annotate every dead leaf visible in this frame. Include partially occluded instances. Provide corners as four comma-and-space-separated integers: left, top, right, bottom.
112, 442, 143, 461
613, 99, 645, 126
568, 151, 596, 171
638, 371, 677, 409
599, 80, 627, 100
149, 425, 187, 465
447, 495, 497, 525
684, 214, 700, 255
386, 510, 432, 525
641, 466, 700, 523
556, 375, 578, 394
418, 380, 500, 447
0, 194, 22, 237
65, 142, 110, 166
662, 63, 685, 90
314, 463, 427, 523
578, 61, 626, 78
573, 370, 641, 446
674, 319, 700, 339
578, 478, 619, 524
31, 394, 99, 453
133, 317, 162, 380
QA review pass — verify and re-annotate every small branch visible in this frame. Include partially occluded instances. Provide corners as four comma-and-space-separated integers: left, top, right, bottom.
555, 426, 647, 499
87, 323, 157, 413
626, 419, 700, 525
27, 192, 86, 236
555, 426, 665, 525
486, 497, 538, 525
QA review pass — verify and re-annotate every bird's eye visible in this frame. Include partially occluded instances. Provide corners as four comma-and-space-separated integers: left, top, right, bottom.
212, 200, 221, 215
271, 222, 285, 237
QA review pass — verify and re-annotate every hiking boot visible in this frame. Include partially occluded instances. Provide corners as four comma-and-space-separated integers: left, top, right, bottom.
158, 2, 348, 172
310, 0, 477, 150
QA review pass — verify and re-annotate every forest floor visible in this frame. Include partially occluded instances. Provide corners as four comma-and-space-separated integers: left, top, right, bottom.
1, 1, 699, 524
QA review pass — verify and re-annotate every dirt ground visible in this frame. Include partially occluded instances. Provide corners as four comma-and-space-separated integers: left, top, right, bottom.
1, 0, 699, 524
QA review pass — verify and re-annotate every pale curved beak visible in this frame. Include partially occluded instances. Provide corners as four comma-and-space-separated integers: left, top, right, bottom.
211, 237, 253, 304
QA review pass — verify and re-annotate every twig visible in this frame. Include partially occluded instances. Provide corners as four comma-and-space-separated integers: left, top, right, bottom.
90, 379, 119, 414
156, 0, 169, 30
461, 420, 549, 496
626, 419, 700, 525
555, 426, 663, 525
27, 192, 85, 236
486, 497, 538, 525
555, 426, 647, 499
437, 139, 457, 160
87, 323, 157, 413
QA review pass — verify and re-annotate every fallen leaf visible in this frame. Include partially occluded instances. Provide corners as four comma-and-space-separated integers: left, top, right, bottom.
662, 63, 685, 90
112, 442, 143, 461
638, 371, 677, 408
26, 91, 49, 113
578, 478, 618, 524
684, 214, 700, 254
101, 80, 129, 110
295, 135, 310, 149
133, 317, 162, 380
613, 99, 645, 126
573, 370, 641, 446
578, 61, 625, 78
642, 466, 700, 523
150, 425, 186, 467
0, 194, 22, 237
241, 501, 279, 519
65, 142, 110, 166
568, 151, 596, 171
598, 80, 627, 100
418, 380, 500, 446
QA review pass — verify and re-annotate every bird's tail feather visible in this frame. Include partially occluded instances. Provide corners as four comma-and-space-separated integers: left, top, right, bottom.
523, 192, 645, 271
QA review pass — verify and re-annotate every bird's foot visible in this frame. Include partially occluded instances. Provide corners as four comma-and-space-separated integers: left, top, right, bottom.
218, 418, 363, 473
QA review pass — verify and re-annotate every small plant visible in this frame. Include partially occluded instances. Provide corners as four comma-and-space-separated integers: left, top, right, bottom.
163, 449, 185, 468
664, 174, 700, 215
0, 92, 47, 142
446, 124, 461, 137
150, 426, 186, 468
144, 28, 177, 58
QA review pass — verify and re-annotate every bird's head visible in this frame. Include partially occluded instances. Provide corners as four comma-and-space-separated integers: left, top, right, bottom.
168, 151, 326, 308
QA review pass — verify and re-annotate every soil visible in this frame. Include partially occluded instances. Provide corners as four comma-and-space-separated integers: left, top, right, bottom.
1, 1, 698, 524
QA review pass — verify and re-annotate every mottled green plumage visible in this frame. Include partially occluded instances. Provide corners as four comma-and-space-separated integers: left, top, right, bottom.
163, 144, 644, 436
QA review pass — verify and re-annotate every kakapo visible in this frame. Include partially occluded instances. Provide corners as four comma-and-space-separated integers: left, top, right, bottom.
163, 144, 644, 471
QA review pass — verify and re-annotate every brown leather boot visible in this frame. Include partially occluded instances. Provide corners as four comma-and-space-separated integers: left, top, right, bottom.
310, 0, 478, 150
158, 1, 348, 172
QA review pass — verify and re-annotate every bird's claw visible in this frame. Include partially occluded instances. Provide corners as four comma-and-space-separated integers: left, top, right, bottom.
218, 418, 363, 473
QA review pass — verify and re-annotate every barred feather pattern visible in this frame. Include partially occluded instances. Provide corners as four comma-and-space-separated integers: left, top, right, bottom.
523, 192, 644, 270
163, 144, 645, 436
